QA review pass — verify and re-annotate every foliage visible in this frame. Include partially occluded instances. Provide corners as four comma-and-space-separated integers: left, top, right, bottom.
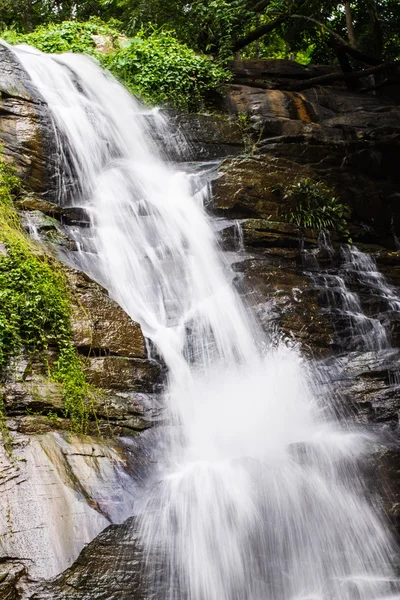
52, 346, 89, 430
282, 178, 351, 241
103, 29, 229, 110
0, 156, 90, 432
2, 20, 228, 111
0, 0, 115, 32
1, 19, 122, 53
0, 396, 13, 456
1, 0, 399, 66
100, 0, 400, 64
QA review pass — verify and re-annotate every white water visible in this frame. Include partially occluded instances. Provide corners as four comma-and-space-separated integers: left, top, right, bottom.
317, 271, 389, 350
307, 240, 400, 351
342, 246, 400, 313
10, 43, 400, 599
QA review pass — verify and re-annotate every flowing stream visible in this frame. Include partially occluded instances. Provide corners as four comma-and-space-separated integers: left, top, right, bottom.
10, 44, 400, 599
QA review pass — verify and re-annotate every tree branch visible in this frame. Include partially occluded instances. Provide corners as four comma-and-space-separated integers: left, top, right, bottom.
233, 13, 290, 52
288, 62, 393, 91
290, 14, 382, 65
334, 42, 382, 66
290, 14, 348, 46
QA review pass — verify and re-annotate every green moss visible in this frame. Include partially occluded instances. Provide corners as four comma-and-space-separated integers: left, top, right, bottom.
0, 156, 90, 433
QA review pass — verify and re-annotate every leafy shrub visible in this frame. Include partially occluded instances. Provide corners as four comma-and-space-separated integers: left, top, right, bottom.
282, 178, 351, 241
0, 157, 90, 432
2, 19, 122, 54
103, 29, 229, 110
2, 20, 229, 111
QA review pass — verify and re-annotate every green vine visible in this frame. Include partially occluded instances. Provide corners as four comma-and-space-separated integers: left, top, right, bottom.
0, 156, 90, 433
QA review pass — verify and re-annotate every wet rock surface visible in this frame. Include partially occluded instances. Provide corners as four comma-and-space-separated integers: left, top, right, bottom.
0, 431, 152, 581
67, 268, 147, 359
0, 43, 58, 196
28, 517, 149, 600
163, 110, 245, 160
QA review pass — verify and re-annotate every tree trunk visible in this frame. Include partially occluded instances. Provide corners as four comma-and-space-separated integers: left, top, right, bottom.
367, 0, 383, 58
344, 2, 357, 48
335, 46, 360, 90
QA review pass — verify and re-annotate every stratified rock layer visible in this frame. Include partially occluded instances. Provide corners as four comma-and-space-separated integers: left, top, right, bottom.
0, 43, 57, 196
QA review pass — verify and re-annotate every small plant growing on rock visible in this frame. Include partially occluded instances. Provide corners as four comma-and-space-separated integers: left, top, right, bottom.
282, 178, 351, 241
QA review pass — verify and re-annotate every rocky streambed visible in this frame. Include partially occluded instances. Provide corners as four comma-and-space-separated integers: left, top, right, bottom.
0, 46, 399, 598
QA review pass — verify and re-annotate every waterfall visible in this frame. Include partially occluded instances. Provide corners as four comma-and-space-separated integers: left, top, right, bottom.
306, 237, 400, 352
10, 43, 400, 599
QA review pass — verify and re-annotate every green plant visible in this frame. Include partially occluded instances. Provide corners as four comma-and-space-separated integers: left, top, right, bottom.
282, 178, 351, 241
103, 28, 229, 111
2, 19, 122, 53
0, 396, 14, 457
2, 20, 229, 111
0, 156, 91, 433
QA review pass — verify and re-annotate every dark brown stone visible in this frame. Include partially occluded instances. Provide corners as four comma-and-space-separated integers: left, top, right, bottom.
0, 43, 58, 197
67, 267, 147, 359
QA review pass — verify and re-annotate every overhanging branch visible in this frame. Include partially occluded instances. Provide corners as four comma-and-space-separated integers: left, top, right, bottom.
288, 62, 394, 91
233, 14, 290, 52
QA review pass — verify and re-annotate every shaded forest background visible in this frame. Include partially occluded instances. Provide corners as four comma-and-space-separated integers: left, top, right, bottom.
0, 1, 399, 109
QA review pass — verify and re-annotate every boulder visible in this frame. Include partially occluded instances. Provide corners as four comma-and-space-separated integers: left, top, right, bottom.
0, 432, 151, 582
162, 111, 245, 160
67, 268, 147, 359
28, 517, 150, 600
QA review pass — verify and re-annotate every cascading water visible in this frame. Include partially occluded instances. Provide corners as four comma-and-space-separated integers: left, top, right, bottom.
9, 42, 400, 599
304, 236, 395, 351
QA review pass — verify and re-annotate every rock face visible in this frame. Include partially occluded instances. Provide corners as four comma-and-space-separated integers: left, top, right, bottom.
0, 43, 57, 196
218, 81, 400, 247
68, 267, 146, 359
28, 517, 149, 600
0, 432, 150, 580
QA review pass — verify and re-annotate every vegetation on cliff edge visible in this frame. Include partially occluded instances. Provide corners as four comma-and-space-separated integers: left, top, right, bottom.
0, 155, 90, 434
2, 20, 229, 111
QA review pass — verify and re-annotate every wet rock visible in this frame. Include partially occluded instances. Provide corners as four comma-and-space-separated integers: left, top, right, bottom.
21, 209, 77, 248
232, 251, 334, 355
67, 267, 147, 359
15, 195, 62, 215
212, 155, 314, 220
319, 350, 400, 428
164, 111, 245, 160
0, 431, 151, 581
214, 70, 400, 246
60, 206, 91, 226
2, 379, 64, 415
29, 517, 149, 600
0, 43, 58, 196
242, 219, 316, 248
85, 356, 161, 392
0, 561, 27, 600
370, 446, 400, 535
